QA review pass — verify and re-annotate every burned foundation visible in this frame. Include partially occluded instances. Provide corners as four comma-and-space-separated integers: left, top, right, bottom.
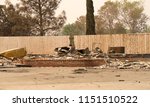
1, 46, 150, 68
23, 59, 106, 67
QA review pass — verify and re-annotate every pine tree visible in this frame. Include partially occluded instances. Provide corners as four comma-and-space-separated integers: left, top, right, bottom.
0, 3, 33, 36
20, 0, 66, 36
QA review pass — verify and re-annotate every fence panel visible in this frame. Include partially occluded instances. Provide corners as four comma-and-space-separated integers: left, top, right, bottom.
0, 34, 150, 54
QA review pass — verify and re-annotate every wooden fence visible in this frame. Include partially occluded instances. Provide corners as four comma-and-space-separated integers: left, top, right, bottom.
0, 34, 150, 54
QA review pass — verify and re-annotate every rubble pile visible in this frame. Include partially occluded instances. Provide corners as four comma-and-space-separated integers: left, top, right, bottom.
23, 47, 101, 60
1, 46, 150, 69
52, 46, 105, 59
0, 57, 15, 67
99, 59, 150, 69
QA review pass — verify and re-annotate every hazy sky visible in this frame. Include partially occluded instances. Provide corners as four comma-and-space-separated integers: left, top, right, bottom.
56, 0, 105, 23
0, 0, 150, 23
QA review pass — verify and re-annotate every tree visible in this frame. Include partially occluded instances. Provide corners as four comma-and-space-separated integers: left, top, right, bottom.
97, 1, 121, 34
61, 24, 79, 35
119, 0, 149, 33
95, 16, 106, 34
0, 5, 12, 36
62, 0, 149, 35
20, 0, 66, 36
61, 16, 86, 35
75, 16, 86, 35
86, 0, 96, 35
147, 26, 150, 33
0, 2, 33, 36
97, 0, 148, 34
113, 22, 126, 34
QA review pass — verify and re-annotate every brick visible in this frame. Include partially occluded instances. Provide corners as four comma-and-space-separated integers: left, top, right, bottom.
23, 59, 105, 67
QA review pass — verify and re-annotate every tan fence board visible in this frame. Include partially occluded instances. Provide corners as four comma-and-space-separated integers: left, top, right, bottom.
0, 34, 150, 54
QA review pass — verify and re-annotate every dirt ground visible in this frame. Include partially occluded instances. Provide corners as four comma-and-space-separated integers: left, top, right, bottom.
0, 67, 150, 90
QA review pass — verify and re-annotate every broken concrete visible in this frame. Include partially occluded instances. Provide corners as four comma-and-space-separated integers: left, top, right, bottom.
54, 46, 71, 56
97, 59, 150, 69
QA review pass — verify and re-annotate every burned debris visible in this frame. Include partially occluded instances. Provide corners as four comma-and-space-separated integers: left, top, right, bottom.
0, 42, 150, 69
54, 46, 71, 56
108, 47, 125, 54
54, 46, 91, 57
75, 47, 90, 55
0, 48, 27, 67
97, 59, 150, 69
